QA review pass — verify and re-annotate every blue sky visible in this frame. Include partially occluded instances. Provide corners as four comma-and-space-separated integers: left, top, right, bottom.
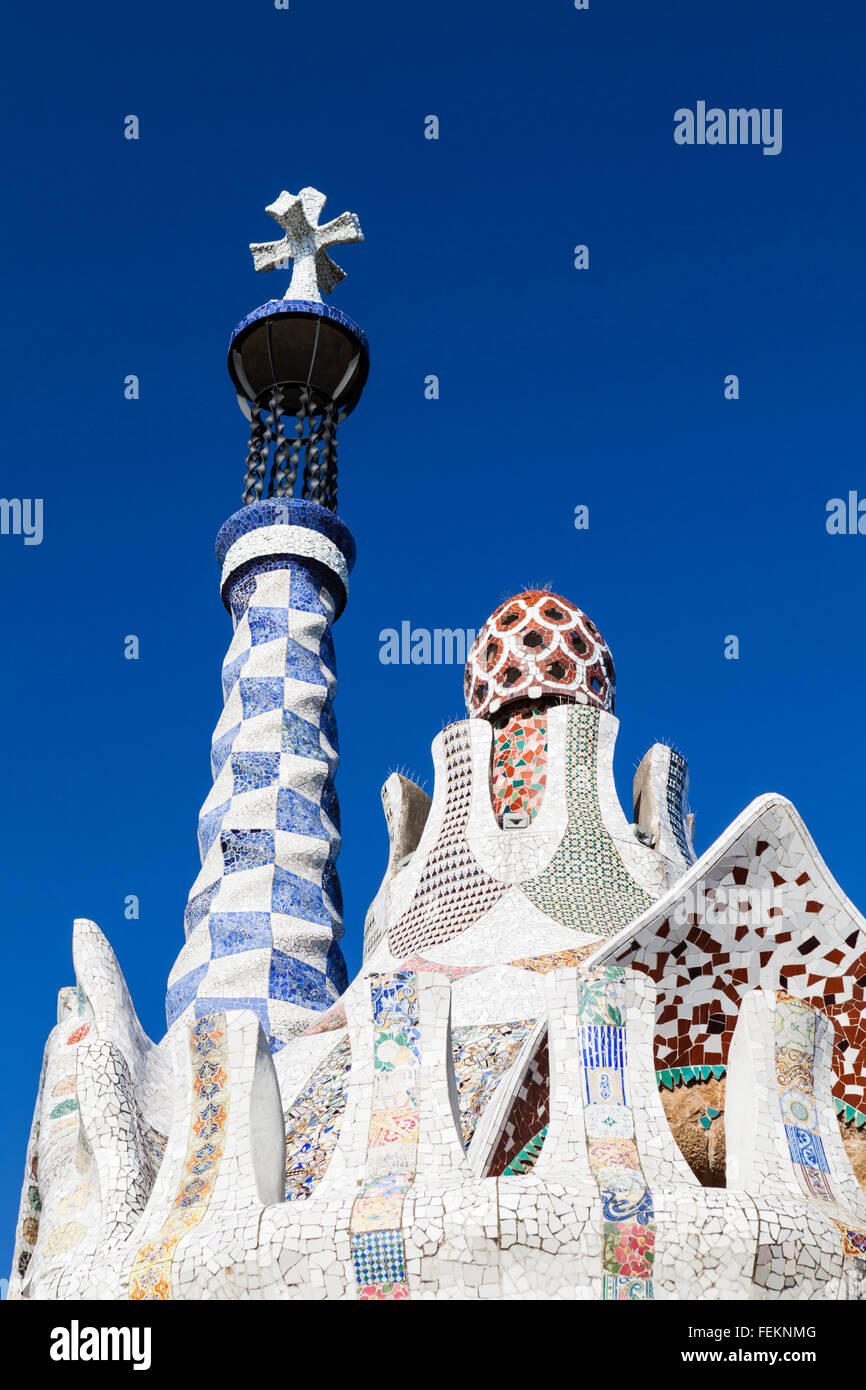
2, 0, 865, 1271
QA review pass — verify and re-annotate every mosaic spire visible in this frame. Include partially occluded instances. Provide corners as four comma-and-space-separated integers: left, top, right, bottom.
166, 186, 368, 1052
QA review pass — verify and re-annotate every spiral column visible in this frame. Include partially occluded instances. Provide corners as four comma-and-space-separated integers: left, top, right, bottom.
166, 499, 355, 1052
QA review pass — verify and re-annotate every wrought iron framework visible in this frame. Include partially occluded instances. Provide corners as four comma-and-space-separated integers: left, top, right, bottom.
241, 384, 342, 511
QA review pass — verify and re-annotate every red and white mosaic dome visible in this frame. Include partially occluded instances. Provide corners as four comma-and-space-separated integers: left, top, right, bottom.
464, 590, 616, 718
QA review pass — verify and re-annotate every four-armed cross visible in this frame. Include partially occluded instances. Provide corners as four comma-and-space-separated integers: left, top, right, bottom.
250, 187, 364, 303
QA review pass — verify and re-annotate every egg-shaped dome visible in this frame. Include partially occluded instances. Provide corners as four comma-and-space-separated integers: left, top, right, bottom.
464, 590, 615, 717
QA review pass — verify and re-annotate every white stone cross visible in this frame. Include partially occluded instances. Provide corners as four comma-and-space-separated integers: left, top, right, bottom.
249, 187, 364, 303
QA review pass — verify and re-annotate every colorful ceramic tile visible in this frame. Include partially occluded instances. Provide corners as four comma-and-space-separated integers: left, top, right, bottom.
129, 1015, 229, 1301
387, 725, 505, 958
284, 1034, 351, 1200
580, 968, 655, 1299
452, 1020, 534, 1148
350, 971, 420, 1299
521, 707, 654, 937
490, 702, 549, 824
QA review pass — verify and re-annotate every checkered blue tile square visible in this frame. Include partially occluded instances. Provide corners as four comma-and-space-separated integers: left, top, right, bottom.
248, 606, 290, 645
221, 828, 275, 874
209, 912, 273, 957
269, 951, 333, 1009
232, 752, 280, 795
240, 677, 284, 718
277, 786, 324, 837
351, 1229, 406, 1286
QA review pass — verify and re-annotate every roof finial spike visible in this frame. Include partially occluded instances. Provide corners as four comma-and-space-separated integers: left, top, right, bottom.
249, 186, 364, 304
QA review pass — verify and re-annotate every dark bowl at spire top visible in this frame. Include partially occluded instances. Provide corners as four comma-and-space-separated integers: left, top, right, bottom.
228, 299, 369, 418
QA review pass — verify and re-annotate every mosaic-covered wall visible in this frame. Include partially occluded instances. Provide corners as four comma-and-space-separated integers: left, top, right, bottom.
13, 580, 866, 1303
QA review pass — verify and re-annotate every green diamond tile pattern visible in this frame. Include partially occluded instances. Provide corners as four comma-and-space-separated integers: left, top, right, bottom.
520, 705, 654, 937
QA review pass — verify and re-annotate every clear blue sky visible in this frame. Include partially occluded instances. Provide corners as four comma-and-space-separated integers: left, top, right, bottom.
2, 0, 865, 1273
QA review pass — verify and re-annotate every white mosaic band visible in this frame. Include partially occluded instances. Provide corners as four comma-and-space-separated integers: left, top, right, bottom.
220, 524, 350, 605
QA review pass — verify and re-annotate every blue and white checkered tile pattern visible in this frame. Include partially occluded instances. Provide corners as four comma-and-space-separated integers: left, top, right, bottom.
167, 549, 349, 1053
666, 749, 695, 865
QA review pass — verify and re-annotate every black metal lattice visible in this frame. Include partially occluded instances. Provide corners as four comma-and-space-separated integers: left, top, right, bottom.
241, 385, 340, 511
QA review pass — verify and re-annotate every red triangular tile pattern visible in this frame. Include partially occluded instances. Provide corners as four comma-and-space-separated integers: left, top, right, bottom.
387, 723, 506, 959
